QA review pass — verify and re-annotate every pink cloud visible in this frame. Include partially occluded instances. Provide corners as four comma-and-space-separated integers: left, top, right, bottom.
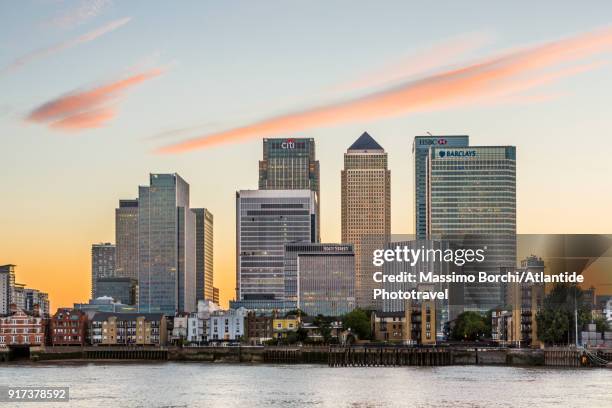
158, 26, 612, 154
49, 107, 115, 131
27, 68, 163, 130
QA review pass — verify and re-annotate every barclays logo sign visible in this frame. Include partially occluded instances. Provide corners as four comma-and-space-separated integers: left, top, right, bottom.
439, 150, 477, 158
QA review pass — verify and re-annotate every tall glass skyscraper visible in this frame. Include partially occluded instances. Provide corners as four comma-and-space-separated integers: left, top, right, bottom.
426, 146, 517, 310
138, 174, 196, 314
413, 135, 469, 239
236, 189, 317, 302
341, 132, 390, 310
192, 208, 214, 303
115, 199, 138, 280
259, 137, 320, 241
91, 243, 115, 299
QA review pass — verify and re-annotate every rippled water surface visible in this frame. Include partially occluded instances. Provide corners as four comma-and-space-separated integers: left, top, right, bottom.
1, 362, 611, 407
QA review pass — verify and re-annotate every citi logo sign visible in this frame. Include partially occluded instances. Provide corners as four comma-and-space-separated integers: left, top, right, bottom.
281, 138, 296, 149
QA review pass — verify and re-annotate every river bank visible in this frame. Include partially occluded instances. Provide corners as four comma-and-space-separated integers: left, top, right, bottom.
2, 345, 610, 368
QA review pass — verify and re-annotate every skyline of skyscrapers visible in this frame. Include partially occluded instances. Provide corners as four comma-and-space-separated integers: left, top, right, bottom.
138, 173, 196, 314
341, 132, 391, 310
91, 243, 116, 299
6, 132, 523, 320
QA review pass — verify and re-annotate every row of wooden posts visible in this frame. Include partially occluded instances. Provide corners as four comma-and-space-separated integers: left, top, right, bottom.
328, 347, 451, 367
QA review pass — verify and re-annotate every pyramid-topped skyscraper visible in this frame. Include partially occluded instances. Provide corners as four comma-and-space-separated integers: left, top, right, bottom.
348, 131, 384, 151
341, 131, 391, 310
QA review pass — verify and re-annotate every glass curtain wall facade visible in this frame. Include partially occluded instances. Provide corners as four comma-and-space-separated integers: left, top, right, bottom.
91, 243, 115, 299
115, 199, 139, 280
285, 243, 355, 317
426, 146, 516, 311
138, 174, 196, 315
236, 189, 317, 302
259, 138, 320, 241
413, 136, 469, 240
192, 208, 214, 302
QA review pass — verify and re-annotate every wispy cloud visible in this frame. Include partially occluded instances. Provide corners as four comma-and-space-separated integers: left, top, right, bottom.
27, 68, 163, 131
48, 0, 113, 29
332, 32, 492, 94
1, 17, 130, 75
158, 26, 612, 154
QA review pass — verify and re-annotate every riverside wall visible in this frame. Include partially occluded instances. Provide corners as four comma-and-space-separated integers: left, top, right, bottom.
1, 345, 603, 368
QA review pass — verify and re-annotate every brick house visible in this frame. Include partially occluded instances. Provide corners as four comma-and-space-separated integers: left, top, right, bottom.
50, 308, 88, 346
0, 304, 46, 347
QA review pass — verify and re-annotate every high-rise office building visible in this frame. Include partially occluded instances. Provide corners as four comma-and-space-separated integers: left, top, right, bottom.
138, 173, 196, 314
259, 137, 320, 241
0, 265, 16, 316
426, 145, 517, 310
192, 208, 214, 302
236, 189, 317, 303
341, 132, 390, 310
96, 277, 137, 305
115, 199, 139, 280
413, 136, 469, 239
91, 243, 116, 299
284, 243, 355, 317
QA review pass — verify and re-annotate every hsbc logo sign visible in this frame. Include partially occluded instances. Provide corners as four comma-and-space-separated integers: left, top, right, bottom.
419, 138, 447, 145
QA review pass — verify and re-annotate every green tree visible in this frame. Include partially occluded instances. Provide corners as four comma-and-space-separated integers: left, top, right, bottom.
314, 314, 333, 343
451, 311, 489, 341
536, 309, 569, 345
342, 308, 371, 340
593, 316, 610, 333
284, 309, 307, 318
536, 283, 590, 345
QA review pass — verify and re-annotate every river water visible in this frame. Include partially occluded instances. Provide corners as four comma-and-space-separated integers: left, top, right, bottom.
0, 362, 610, 407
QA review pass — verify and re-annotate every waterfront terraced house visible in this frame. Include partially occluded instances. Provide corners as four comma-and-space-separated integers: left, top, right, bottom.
50, 308, 88, 346
0, 304, 45, 348
272, 315, 300, 339
90, 312, 167, 346
172, 313, 189, 344
207, 308, 246, 342
245, 311, 274, 345
370, 311, 405, 343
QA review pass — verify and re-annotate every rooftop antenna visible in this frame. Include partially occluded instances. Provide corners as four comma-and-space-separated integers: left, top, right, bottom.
426, 131, 433, 136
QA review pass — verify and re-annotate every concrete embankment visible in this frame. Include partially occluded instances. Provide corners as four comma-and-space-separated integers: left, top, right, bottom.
2, 346, 603, 368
